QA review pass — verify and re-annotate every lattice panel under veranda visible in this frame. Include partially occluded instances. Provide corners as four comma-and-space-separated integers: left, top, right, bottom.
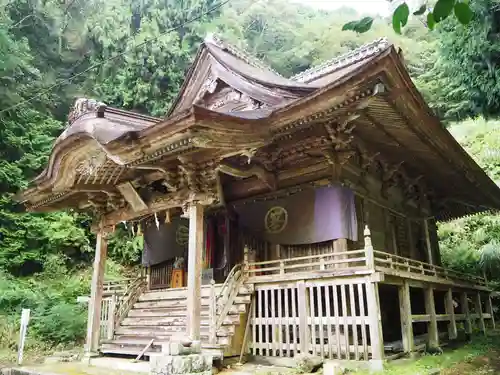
249, 279, 373, 360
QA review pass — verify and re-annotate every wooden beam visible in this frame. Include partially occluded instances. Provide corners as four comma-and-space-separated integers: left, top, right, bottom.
474, 293, 486, 334
117, 182, 148, 211
424, 286, 439, 349
399, 280, 414, 354
460, 292, 472, 335
85, 230, 107, 355
186, 203, 204, 341
445, 289, 457, 340
97, 189, 195, 227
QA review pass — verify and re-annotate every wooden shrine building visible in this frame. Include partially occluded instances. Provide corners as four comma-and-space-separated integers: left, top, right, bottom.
18, 35, 499, 369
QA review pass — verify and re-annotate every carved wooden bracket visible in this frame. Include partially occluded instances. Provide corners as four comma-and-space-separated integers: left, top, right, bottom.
321, 149, 355, 181
323, 115, 357, 151
380, 160, 404, 199
218, 161, 277, 190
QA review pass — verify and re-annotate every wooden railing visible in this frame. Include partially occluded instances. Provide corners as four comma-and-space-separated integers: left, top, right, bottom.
214, 264, 245, 337
103, 278, 135, 296
373, 251, 487, 287
245, 249, 368, 276
244, 226, 487, 289
99, 275, 147, 340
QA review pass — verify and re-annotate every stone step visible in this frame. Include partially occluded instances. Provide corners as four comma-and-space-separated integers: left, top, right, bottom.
122, 314, 240, 327
139, 285, 253, 302
234, 295, 251, 304
100, 341, 225, 359
133, 299, 209, 310
140, 286, 223, 301
111, 334, 232, 347
128, 303, 245, 317
115, 324, 235, 337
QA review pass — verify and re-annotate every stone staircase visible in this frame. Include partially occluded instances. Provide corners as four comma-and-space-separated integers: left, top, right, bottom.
100, 283, 254, 359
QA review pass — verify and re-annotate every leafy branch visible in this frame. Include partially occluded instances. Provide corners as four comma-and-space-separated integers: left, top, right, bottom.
343, 0, 474, 34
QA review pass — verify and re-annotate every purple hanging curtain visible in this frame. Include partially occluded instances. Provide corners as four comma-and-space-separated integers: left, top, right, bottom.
233, 185, 358, 245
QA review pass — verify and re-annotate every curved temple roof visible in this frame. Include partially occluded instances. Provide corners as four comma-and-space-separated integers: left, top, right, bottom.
17, 34, 500, 222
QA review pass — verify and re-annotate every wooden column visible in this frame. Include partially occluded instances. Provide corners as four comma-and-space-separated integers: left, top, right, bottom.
424, 286, 439, 349
486, 294, 496, 329
460, 292, 472, 335
399, 280, 414, 354
297, 280, 310, 354
186, 203, 205, 341
445, 289, 457, 339
85, 230, 108, 355
474, 292, 486, 334
423, 219, 434, 265
366, 281, 384, 367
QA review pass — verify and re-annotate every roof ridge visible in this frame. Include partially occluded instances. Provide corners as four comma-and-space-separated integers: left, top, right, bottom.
204, 33, 283, 77
291, 38, 392, 83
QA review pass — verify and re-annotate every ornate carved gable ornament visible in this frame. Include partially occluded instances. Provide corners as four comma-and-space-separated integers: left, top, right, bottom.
67, 98, 106, 126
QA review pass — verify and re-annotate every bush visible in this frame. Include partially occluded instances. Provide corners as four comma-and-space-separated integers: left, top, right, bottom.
30, 303, 87, 344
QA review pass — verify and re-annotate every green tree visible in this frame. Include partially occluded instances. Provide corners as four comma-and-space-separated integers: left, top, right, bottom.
85, 0, 222, 116
417, 0, 500, 121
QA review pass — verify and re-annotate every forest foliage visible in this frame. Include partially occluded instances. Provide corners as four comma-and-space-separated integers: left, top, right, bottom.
0, 0, 499, 351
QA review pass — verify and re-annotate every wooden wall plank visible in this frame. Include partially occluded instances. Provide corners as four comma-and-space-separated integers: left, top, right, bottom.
340, 284, 349, 360
357, 283, 368, 361
309, 285, 317, 356
349, 283, 359, 360
333, 285, 341, 359
291, 287, 298, 354
325, 285, 333, 359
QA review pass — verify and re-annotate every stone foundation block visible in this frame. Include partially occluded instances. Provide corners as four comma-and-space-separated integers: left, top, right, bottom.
151, 353, 213, 375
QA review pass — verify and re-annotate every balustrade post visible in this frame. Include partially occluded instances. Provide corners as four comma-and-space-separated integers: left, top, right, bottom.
280, 261, 285, 274
107, 294, 117, 340
364, 225, 375, 270
319, 257, 325, 271
209, 279, 217, 344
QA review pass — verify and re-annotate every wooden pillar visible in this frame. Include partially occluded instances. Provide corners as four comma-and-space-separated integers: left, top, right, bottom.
460, 292, 472, 334
474, 292, 486, 334
399, 280, 414, 354
424, 286, 439, 349
445, 289, 457, 340
85, 230, 108, 355
297, 280, 309, 354
186, 203, 205, 341
486, 294, 496, 329
366, 281, 384, 367
423, 219, 434, 265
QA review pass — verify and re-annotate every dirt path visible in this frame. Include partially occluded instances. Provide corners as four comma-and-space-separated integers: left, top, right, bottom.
441, 349, 500, 375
